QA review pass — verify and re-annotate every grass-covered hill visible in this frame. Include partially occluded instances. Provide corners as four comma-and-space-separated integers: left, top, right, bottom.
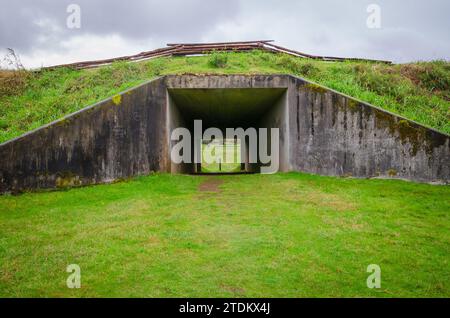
0, 50, 449, 143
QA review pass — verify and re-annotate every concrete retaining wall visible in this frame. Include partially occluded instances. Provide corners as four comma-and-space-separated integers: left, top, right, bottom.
0, 77, 168, 193
287, 76, 449, 183
0, 74, 448, 193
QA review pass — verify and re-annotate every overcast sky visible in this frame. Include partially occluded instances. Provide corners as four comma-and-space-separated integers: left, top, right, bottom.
1, 0, 449, 68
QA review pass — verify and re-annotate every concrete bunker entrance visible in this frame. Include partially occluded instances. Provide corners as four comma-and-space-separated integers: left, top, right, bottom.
1, 74, 448, 194
167, 88, 288, 174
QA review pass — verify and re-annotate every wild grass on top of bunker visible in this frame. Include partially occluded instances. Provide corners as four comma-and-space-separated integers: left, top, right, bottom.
1, 51, 449, 144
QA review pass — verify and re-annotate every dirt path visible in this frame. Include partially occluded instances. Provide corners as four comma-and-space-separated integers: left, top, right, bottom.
198, 178, 224, 192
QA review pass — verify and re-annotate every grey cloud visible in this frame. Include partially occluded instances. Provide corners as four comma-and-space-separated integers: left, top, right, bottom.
0, 0, 241, 51
0, 0, 448, 65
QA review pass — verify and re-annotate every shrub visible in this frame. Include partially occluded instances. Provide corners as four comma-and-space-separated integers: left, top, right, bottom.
0, 119, 8, 130
416, 63, 449, 94
276, 55, 319, 77
208, 51, 228, 68
297, 62, 319, 77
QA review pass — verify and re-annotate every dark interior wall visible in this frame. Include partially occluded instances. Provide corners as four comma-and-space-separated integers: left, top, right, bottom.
287, 76, 450, 183
0, 77, 168, 193
167, 88, 286, 128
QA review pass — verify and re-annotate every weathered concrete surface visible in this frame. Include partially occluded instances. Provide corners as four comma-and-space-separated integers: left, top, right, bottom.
287, 77, 450, 183
0, 74, 449, 193
0, 77, 168, 193
258, 90, 289, 172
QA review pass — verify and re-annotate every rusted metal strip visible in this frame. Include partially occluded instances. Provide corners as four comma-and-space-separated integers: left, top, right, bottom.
41, 41, 391, 70
264, 42, 391, 63
43, 45, 183, 70
263, 43, 316, 58
167, 40, 273, 46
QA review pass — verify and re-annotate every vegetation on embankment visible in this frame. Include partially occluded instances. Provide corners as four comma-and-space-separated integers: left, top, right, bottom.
0, 50, 449, 143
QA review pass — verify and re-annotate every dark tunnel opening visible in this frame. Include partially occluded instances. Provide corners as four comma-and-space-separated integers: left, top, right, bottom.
167, 88, 289, 174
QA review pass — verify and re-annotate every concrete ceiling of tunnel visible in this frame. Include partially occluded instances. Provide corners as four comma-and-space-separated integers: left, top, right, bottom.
168, 88, 286, 128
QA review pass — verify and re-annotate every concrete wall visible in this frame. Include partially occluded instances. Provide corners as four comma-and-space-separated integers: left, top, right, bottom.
0, 74, 449, 193
259, 91, 289, 172
167, 93, 191, 174
0, 77, 168, 193
287, 76, 450, 183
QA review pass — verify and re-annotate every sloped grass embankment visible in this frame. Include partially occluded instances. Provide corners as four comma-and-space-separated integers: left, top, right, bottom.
0, 51, 449, 143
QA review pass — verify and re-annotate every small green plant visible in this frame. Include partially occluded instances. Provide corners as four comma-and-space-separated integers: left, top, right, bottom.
0, 119, 8, 130
208, 51, 228, 68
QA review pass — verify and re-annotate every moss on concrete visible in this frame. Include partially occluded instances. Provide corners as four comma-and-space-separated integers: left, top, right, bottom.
305, 83, 328, 94
55, 118, 72, 128
112, 94, 122, 106
347, 99, 360, 112
374, 112, 431, 157
55, 171, 82, 188
388, 169, 398, 177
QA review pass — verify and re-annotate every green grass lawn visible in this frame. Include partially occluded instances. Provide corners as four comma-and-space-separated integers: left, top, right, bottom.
0, 173, 449, 298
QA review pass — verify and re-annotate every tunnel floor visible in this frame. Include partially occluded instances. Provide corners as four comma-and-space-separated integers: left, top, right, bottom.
193, 171, 256, 176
